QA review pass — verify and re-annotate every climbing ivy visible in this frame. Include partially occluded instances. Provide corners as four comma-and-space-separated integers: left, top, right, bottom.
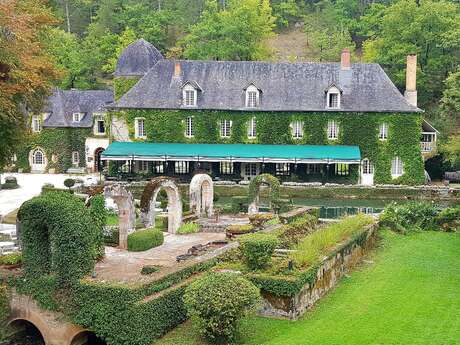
17, 191, 99, 285
113, 77, 140, 101
16, 127, 91, 173
248, 173, 281, 204
111, 109, 425, 185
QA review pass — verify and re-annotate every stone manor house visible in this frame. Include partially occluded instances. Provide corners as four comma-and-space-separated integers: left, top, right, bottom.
16, 39, 439, 185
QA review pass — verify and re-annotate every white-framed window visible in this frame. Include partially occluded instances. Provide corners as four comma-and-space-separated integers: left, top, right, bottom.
72, 151, 79, 166
94, 115, 106, 135
335, 163, 349, 176
183, 84, 197, 107
276, 163, 290, 176
138, 161, 149, 172
220, 119, 232, 138
291, 121, 303, 139
32, 149, 45, 165
391, 157, 404, 177
73, 112, 83, 122
247, 117, 256, 139
246, 85, 259, 108
220, 162, 234, 174
306, 164, 321, 174
185, 116, 194, 138
327, 120, 339, 140
362, 158, 374, 174
244, 163, 258, 177
31, 115, 42, 133
326, 86, 341, 109
154, 162, 164, 174
379, 123, 388, 140
174, 161, 189, 174
134, 118, 146, 139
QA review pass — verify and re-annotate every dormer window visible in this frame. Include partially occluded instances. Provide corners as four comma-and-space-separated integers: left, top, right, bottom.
182, 83, 198, 107
326, 85, 341, 109
245, 85, 260, 108
73, 112, 83, 122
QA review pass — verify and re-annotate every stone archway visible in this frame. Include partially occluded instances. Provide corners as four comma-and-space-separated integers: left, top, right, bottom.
248, 173, 280, 215
190, 174, 214, 218
140, 177, 182, 233
104, 183, 136, 249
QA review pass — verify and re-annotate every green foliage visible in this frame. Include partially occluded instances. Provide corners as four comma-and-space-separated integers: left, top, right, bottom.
231, 196, 249, 213
140, 265, 161, 275
128, 228, 164, 251
278, 213, 319, 248
89, 194, 107, 258
380, 202, 441, 233
17, 191, 97, 285
362, 0, 460, 105
249, 213, 275, 228
115, 109, 425, 185
248, 174, 280, 205
103, 26, 137, 74
239, 233, 279, 270
292, 214, 374, 267
64, 178, 76, 189
184, 272, 261, 342
179, 0, 276, 60
16, 127, 90, 173
177, 222, 200, 235
0, 252, 22, 266
113, 77, 140, 100
0, 285, 9, 340
435, 205, 460, 232
272, 0, 302, 28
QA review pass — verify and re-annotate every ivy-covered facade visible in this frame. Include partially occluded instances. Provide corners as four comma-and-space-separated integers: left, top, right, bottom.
102, 40, 433, 185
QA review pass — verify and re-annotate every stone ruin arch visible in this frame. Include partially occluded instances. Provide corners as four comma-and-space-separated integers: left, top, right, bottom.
190, 173, 214, 218
140, 177, 182, 234
248, 173, 280, 215
104, 183, 135, 249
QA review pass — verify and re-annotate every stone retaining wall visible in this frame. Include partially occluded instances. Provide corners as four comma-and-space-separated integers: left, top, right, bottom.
259, 224, 379, 320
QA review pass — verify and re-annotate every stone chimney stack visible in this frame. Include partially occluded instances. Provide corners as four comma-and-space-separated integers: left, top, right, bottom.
341, 48, 351, 70
174, 61, 181, 77
404, 54, 417, 107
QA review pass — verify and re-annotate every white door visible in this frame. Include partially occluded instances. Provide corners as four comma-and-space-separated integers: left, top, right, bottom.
31, 149, 47, 172
361, 159, 374, 186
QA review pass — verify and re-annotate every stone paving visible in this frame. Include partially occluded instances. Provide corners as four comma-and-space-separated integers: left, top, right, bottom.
94, 232, 226, 283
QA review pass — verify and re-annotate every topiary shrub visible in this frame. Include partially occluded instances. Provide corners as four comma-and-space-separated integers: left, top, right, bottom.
127, 228, 164, 251
140, 265, 161, 275
17, 191, 97, 285
177, 222, 200, 234
64, 178, 76, 190
231, 196, 248, 213
184, 272, 260, 342
88, 194, 107, 258
239, 233, 279, 270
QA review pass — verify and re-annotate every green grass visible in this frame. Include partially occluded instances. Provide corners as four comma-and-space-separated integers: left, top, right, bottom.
155, 230, 460, 345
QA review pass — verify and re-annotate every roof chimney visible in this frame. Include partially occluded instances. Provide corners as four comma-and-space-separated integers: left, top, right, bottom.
404, 54, 417, 107
341, 48, 351, 70
174, 61, 181, 77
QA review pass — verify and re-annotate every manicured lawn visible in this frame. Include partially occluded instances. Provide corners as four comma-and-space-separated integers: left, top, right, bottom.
155, 230, 460, 345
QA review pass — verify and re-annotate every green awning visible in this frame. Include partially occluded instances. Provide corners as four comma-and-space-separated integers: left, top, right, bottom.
102, 142, 361, 164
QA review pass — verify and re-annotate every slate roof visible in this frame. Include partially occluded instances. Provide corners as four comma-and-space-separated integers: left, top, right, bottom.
43, 89, 114, 128
113, 60, 421, 113
114, 39, 164, 77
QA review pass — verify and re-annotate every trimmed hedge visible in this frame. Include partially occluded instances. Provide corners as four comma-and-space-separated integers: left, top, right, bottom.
17, 191, 98, 285
177, 222, 200, 234
239, 233, 279, 270
128, 228, 164, 251
0, 285, 8, 340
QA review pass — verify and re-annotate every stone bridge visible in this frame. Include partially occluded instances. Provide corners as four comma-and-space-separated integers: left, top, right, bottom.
6, 292, 96, 345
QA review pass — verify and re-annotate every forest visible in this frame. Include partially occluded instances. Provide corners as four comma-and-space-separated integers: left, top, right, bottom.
0, 0, 459, 171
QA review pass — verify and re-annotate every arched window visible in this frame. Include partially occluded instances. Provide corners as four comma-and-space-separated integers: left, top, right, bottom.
362, 158, 374, 174
32, 149, 45, 165
246, 85, 259, 108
